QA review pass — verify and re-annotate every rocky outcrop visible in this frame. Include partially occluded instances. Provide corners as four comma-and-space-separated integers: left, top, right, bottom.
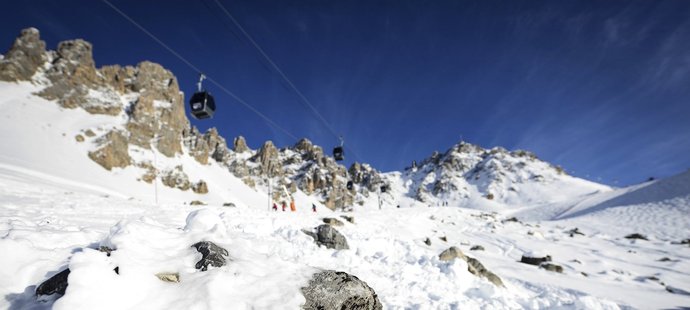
301, 270, 382, 310
184, 127, 229, 165
161, 166, 191, 191
233, 136, 249, 153
0, 28, 47, 81
192, 241, 229, 271
88, 130, 131, 170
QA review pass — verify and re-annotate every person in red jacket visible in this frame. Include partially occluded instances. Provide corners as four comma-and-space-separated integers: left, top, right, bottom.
272, 202, 278, 211
281, 201, 287, 212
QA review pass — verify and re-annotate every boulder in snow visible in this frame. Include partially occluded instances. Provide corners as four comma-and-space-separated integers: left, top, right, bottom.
301, 270, 382, 310
625, 233, 648, 241
35, 268, 70, 296
303, 224, 349, 250
192, 241, 229, 271
521, 253, 552, 266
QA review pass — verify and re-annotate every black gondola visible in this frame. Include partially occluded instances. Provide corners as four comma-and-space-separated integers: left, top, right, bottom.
333, 136, 345, 161
380, 185, 388, 193
346, 181, 353, 190
333, 146, 344, 161
189, 74, 216, 120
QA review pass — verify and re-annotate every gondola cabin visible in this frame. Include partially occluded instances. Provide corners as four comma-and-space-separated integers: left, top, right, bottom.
333, 146, 344, 161
380, 185, 388, 193
346, 181, 353, 190
189, 91, 216, 120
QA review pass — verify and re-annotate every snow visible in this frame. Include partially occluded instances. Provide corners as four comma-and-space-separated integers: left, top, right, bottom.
0, 80, 689, 309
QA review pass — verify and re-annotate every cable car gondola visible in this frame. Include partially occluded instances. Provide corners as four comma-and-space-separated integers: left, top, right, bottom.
380, 185, 388, 193
346, 181, 353, 190
333, 136, 345, 161
189, 74, 216, 120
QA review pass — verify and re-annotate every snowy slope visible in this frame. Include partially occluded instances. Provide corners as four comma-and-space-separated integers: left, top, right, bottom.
2, 166, 690, 309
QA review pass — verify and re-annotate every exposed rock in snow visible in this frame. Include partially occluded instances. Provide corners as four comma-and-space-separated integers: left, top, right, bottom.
35, 268, 70, 296
301, 270, 382, 310
521, 253, 552, 266
322, 217, 344, 227
191, 241, 229, 271
304, 224, 349, 250
160, 165, 191, 191
438, 246, 504, 287
540, 263, 564, 273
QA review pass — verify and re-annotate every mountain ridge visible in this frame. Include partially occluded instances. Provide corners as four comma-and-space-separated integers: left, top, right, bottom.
0, 27, 608, 209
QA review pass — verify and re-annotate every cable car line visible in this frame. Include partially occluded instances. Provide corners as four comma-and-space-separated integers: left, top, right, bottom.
211, 0, 365, 164
100, 0, 298, 141
211, 0, 340, 139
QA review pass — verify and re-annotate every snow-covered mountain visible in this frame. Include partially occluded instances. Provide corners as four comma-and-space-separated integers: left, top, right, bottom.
399, 141, 609, 208
2, 28, 689, 309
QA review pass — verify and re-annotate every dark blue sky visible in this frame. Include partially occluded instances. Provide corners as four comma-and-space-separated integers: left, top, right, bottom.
2, 0, 689, 186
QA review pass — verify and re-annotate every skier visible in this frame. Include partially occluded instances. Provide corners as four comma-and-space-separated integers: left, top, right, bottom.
312, 203, 317, 212
290, 199, 296, 212
272, 202, 278, 211
281, 201, 287, 212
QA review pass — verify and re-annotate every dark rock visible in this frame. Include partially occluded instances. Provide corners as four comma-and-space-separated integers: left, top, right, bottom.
36, 268, 70, 296
222, 202, 236, 207
305, 225, 349, 250
625, 233, 648, 240
301, 270, 382, 310
540, 263, 563, 273
98, 246, 114, 256
566, 227, 585, 237
424, 238, 431, 246
470, 245, 485, 251
502, 217, 520, 224
190, 200, 205, 206
439, 236, 447, 242
521, 254, 552, 266
191, 241, 229, 271
322, 217, 345, 227
658, 257, 672, 262
340, 215, 355, 224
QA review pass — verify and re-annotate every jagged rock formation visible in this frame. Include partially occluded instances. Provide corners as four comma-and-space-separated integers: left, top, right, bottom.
0, 28, 47, 81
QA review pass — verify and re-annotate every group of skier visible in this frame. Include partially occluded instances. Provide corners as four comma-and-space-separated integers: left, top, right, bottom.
272, 200, 317, 212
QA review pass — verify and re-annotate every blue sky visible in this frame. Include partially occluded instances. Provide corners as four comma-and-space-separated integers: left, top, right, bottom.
2, 0, 689, 186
